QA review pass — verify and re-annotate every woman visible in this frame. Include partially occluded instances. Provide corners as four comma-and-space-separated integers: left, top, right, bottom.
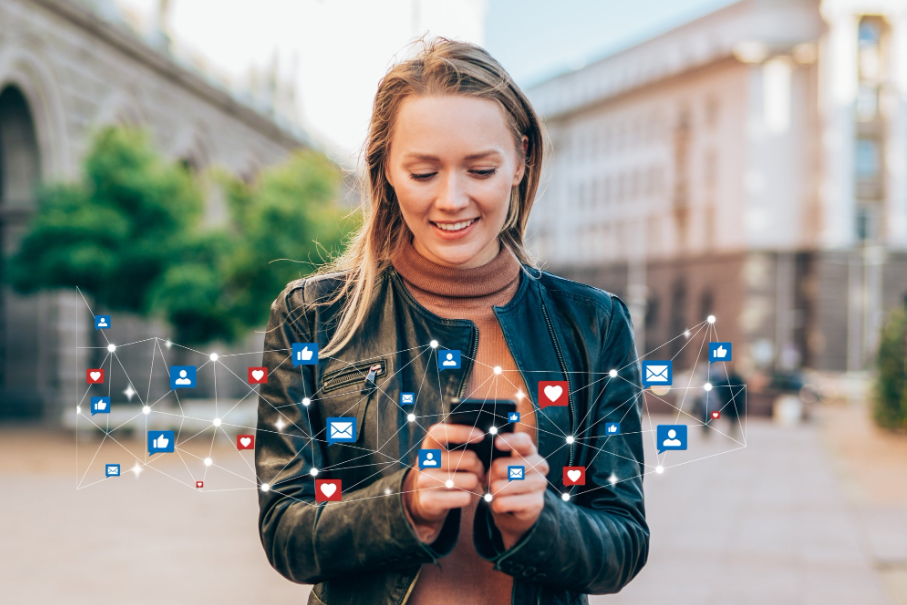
255, 38, 649, 605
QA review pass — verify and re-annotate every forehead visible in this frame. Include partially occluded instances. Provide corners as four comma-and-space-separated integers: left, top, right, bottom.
390, 94, 513, 156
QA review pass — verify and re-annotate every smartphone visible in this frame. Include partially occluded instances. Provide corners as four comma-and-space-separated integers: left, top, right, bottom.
444, 399, 517, 470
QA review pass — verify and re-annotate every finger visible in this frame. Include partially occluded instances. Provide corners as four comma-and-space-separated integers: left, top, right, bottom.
418, 490, 473, 516
490, 492, 545, 518
439, 450, 485, 478
418, 469, 482, 492
488, 454, 548, 482
490, 472, 548, 496
494, 432, 537, 457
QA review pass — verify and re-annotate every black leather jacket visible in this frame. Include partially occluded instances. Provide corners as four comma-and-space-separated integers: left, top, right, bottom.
255, 263, 649, 605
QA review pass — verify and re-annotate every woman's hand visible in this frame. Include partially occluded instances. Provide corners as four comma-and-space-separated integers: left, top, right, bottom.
403, 423, 486, 542
487, 432, 550, 550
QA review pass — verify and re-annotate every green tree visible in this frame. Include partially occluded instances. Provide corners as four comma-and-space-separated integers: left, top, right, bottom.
873, 305, 907, 431
9, 125, 350, 346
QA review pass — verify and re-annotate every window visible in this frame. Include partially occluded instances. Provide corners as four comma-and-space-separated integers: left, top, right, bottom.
855, 138, 881, 180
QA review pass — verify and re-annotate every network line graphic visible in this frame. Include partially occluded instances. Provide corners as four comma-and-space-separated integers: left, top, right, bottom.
74, 287, 747, 507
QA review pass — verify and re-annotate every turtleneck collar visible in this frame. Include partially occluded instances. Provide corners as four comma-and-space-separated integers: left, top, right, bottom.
390, 237, 522, 299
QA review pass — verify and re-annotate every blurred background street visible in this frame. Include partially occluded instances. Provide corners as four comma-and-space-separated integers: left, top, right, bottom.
2, 0, 907, 603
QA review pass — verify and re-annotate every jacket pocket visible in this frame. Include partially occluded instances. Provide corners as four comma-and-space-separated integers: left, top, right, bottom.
319, 358, 387, 441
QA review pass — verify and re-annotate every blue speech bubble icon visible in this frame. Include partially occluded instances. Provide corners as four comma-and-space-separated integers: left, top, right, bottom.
91, 396, 111, 415
656, 424, 687, 454
148, 430, 175, 455
326, 417, 356, 445
292, 342, 318, 366
418, 449, 442, 469
438, 350, 461, 371
95, 315, 111, 330
105, 464, 120, 477
170, 366, 196, 390
709, 342, 732, 363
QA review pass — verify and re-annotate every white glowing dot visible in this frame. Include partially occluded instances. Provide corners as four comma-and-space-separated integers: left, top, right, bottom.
107, 343, 116, 352
204, 457, 213, 467
76, 406, 82, 414
275, 419, 285, 431
684, 330, 691, 338
407, 413, 416, 422
302, 397, 311, 406
210, 353, 219, 361
707, 315, 716, 324
704, 383, 713, 392
430, 340, 438, 348
656, 465, 664, 474
493, 366, 502, 374
132, 463, 143, 476
142, 406, 150, 415
609, 474, 618, 485
261, 483, 270, 492
489, 426, 498, 435
165, 341, 172, 349
384, 487, 391, 495
561, 493, 570, 501
213, 418, 222, 427
445, 479, 454, 488
484, 493, 493, 502
566, 435, 575, 444
516, 390, 524, 399
123, 384, 136, 401
609, 369, 617, 378
310, 468, 319, 476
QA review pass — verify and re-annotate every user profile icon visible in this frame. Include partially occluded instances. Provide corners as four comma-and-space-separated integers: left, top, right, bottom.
170, 366, 197, 390
437, 350, 461, 371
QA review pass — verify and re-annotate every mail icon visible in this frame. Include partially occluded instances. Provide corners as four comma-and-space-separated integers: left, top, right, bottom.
401, 392, 415, 405
508, 465, 525, 481
642, 360, 673, 387
326, 417, 357, 445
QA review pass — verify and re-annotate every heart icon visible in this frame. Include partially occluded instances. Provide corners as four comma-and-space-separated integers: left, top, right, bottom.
320, 483, 336, 498
252, 370, 264, 381
567, 469, 581, 482
544, 385, 563, 402
90, 371, 101, 382
240, 437, 251, 447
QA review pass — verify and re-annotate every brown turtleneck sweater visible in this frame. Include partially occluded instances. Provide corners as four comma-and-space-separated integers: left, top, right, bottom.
391, 238, 537, 605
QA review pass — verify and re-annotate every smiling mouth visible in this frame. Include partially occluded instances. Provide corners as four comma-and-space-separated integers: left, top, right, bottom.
430, 218, 479, 232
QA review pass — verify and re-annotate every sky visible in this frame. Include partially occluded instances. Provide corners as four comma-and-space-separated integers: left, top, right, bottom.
114, 0, 739, 159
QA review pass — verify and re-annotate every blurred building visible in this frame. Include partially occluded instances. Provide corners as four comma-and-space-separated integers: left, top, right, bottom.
526, 0, 907, 373
0, 0, 309, 420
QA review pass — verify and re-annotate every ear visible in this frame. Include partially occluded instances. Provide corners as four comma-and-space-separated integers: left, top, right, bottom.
513, 135, 529, 185
384, 160, 395, 188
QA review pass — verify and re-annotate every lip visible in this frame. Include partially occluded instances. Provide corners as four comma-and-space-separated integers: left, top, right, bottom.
430, 217, 479, 240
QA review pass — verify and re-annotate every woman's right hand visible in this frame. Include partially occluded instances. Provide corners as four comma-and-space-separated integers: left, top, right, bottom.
403, 423, 486, 541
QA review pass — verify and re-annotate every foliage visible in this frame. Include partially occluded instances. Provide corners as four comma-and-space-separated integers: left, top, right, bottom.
873, 305, 907, 431
8, 126, 351, 345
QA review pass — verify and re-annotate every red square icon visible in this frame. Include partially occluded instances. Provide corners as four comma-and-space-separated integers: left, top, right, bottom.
237, 434, 255, 450
563, 466, 586, 486
538, 381, 569, 408
248, 367, 268, 384
87, 369, 104, 384
711, 411, 720, 420
315, 479, 342, 502
196, 481, 204, 489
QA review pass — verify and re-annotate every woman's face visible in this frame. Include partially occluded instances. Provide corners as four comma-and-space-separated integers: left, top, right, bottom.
385, 94, 528, 269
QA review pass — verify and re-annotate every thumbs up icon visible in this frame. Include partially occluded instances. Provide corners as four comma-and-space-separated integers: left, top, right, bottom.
292, 343, 319, 366
709, 342, 732, 363
148, 430, 175, 455
154, 434, 169, 449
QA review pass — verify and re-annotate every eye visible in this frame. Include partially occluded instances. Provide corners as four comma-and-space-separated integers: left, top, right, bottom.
408, 172, 436, 181
471, 168, 497, 178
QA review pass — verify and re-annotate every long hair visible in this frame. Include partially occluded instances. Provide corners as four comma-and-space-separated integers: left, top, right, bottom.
313, 37, 548, 358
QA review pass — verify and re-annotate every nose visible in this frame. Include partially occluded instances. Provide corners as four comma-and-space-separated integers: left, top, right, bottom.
435, 171, 470, 212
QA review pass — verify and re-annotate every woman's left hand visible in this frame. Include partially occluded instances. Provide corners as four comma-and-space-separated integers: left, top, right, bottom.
487, 432, 550, 550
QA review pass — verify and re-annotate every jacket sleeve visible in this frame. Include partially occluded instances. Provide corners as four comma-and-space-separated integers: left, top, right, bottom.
255, 282, 460, 585
473, 294, 650, 593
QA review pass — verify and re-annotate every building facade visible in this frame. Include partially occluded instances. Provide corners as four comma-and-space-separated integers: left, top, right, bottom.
526, 0, 907, 373
0, 0, 308, 420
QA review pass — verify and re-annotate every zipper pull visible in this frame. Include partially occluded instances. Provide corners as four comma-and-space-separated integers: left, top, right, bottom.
361, 363, 382, 395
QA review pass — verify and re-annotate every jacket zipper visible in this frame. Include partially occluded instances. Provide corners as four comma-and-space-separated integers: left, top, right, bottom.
322, 359, 386, 393
540, 301, 576, 467
400, 567, 422, 605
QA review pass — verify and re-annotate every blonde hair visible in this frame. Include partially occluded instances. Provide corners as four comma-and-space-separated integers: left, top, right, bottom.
313, 37, 547, 358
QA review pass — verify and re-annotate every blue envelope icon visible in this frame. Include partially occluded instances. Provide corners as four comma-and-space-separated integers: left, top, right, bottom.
508, 466, 525, 481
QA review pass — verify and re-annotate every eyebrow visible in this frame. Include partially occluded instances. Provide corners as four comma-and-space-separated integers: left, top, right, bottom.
402, 150, 503, 161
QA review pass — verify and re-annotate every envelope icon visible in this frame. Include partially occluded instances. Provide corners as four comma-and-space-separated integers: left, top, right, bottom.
646, 365, 669, 382
508, 466, 525, 480
329, 421, 354, 439
401, 393, 414, 404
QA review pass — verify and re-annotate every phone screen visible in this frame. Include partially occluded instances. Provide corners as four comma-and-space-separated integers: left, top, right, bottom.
444, 399, 517, 470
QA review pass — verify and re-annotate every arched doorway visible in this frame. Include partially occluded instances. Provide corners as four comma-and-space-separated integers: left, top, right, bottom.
0, 85, 44, 419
